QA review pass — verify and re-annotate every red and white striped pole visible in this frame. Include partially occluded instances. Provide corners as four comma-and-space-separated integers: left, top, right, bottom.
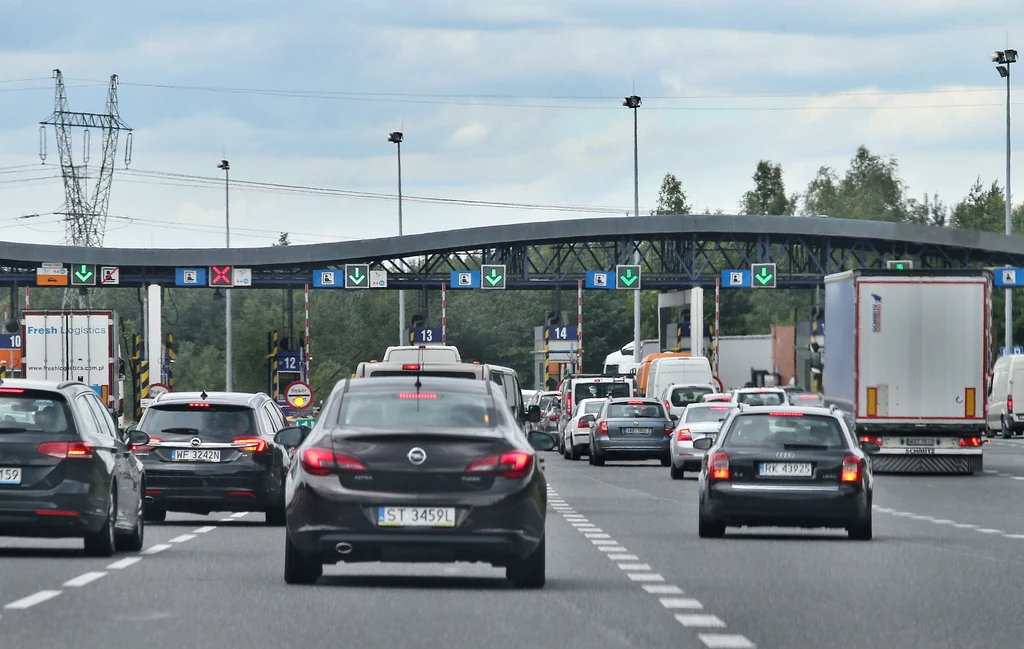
577, 279, 583, 373
441, 282, 447, 345
24, 287, 30, 309
714, 276, 720, 377
304, 283, 311, 382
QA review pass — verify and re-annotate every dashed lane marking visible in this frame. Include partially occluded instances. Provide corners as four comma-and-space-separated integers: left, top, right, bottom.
63, 572, 107, 587
107, 557, 142, 570
874, 505, 1024, 541
4, 590, 62, 610
141, 543, 172, 555
547, 487, 757, 648
168, 534, 198, 543
194, 526, 217, 534
229, 512, 248, 519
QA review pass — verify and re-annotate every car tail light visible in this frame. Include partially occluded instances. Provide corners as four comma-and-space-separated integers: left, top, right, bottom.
1009, 396, 1014, 414
841, 455, 861, 482
188, 402, 211, 408
709, 451, 729, 480
466, 451, 534, 479
548, 414, 559, 421
577, 417, 590, 428
399, 392, 437, 399
769, 412, 803, 417
402, 364, 420, 371
37, 441, 93, 459
132, 436, 162, 452
300, 448, 367, 475
233, 437, 268, 453
598, 421, 609, 436
959, 436, 982, 447
664, 400, 672, 411
664, 422, 674, 435
676, 428, 692, 442
860, 435, 883, 446
0, 388, 25, 393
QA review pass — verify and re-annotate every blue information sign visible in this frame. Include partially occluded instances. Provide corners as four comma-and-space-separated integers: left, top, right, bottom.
312, 270, 342, 288
1000, 346, 1024, 356
0, 334, 21, 350
449, 271, 480, 289
585, 271, 614, 289
276, 351, 303, 372
994, 268, 1024, 287
409, 328, 443, 344
720, 270, 751, 288
544, 325, 578, 341
175, 268, 207, 287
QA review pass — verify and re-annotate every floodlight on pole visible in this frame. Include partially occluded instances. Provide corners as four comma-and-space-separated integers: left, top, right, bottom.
623, 95, 642, 364
217, 158, 232, 391
388, 131, 405, 345
993, 48, 1017, 353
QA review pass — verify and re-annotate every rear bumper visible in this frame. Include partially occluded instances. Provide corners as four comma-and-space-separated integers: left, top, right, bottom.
0, 486, 109, 538
870, 454, 982, 474
702, 482, 870, 528
672, 449, 705, 470
143, 470, 282, 513
292, 529, 540, 566
595, 436, 671, 459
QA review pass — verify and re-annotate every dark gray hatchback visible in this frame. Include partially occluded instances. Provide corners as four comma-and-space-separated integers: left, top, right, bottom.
132, 391, 292, 524
588, 397, 676, 466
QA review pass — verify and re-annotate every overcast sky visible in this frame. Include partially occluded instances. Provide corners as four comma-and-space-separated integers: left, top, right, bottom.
0, 0, 1021, 249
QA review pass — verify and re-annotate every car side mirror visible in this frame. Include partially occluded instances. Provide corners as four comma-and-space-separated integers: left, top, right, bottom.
275, 425, 310, 448
128, 431, 150, 448
527, 430, 556, 452
692, 437, 714, 451
670, 414, 679, 423
859, 441, 881, 454
583, 414, 596, 422
527, 404, 541, 423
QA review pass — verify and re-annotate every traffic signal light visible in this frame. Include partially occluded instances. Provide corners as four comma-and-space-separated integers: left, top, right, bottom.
751, 263, 776, 289
70, 264, 96, 286
410, 314, 425, 329
344, 264, 369, 289
481, 264, 506, 289
615, 265, 641, 290
886, 260, 913, 270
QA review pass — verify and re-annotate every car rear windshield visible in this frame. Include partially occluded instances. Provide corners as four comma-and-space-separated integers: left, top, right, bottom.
579, 401, 604, 415
670, 386, 714, 407
141, 404, 258, 441
574, 381, 630, 403
367, 370, 479, 379
0, 390, 76, 435
735, 391, 785, 406
722, 413, 847, 450
333, 391, 499, 430
684, 406, 732, 423
383, 349, 459, 363
538, 395, 557, 410
606, 402, 666, 419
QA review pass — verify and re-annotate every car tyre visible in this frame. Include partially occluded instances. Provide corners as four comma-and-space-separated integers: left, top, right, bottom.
115, 492, 145, 552
847, 514, 873, 541
592, 452, 605, 466
84, 491, 117, 557
660, 457, 671, 467
670, 463, 684, 480
265, 504, 287, 526
569, 444, 581, 461
284, 533, 322, 585
1002, 418, 1013, 439
697, 510, 725, 538
144, 507, 166, 523
507, 536, 545, 588
562, 441, 571, 460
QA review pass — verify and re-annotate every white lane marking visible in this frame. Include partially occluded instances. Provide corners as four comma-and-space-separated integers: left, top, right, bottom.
63, 572, 107, 587
608, 554, 639, 561
699, 634, 757, 648
1005, 534, 1024, 539
660, 597, 704, 609
618, 563, 652, 571
584, 532, 610, 538
984, 469, 998, 474
627, 572, 665, 582
193, 526, 217, 534
932, 519, 954, 524
873, 506, 893, 513
977, 528, 1004, 534
571, 522, 596, 527
952, 523, 977, 529
1013, 477, 1024, 481
230, 512, 248, 519
643, 584, 684, 594
5, 590, 62, 610
168, 534, 197, 543
597, 546, 629, 552
219, 517, 236, 523
591, 539, 618, 545
142, 543, 172, 555
675, 614, 726, 628
107, 557, 142, 570
908, 515, 934, 521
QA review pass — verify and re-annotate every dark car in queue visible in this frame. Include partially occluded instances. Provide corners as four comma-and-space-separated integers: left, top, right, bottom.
588, 397, 677, 467
0, 379, 149, 556
274, 376, 556, 587
131, 391, 292, 524
694, 405, 879, 540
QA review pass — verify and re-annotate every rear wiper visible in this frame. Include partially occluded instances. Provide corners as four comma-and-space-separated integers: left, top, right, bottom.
0, 426, 28, 433
783, 443, 831, 450
160, 427, 200, 434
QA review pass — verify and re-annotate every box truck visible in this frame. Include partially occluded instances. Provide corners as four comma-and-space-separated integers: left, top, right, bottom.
22, 310, 127, 418
823, 269, 990, 474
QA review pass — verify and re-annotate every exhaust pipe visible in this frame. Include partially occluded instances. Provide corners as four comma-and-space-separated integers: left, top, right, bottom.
144, 496, 155, 504
335, 542, 353, 555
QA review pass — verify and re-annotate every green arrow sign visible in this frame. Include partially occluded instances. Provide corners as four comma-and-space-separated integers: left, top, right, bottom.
754, 266, 773, 285
348, 267, 365, 284
74, 265, 94, 283
619, 268, 638, 286
485, 267, 503, 286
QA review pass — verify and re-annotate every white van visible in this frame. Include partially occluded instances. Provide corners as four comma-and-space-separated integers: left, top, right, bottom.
646, 357, 714, 401
382, 345, 461, 364
987, 354, 1024, 438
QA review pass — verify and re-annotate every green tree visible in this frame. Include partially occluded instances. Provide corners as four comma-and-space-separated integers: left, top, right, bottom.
950, 179, 1007, 232
275, 232, 290, 246
651, 173, 691, 215
741, 160, 796, 215
906, 193, 947, 227
801, 146, 907, 222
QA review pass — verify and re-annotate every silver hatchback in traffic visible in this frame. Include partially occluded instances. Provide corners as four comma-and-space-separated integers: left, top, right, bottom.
670, 403, 734, 479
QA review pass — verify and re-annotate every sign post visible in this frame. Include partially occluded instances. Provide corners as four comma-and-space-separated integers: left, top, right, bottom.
284, 381, 314, 410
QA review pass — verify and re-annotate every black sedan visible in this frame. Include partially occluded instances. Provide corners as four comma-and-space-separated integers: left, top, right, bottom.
0, 379, 150, 556
588, 397, 677, 466
131, 391, 292, 524
694, 405, 878, 540
274, 375, 556, 587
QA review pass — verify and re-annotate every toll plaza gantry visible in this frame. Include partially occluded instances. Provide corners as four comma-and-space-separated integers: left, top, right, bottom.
4, 213, 1024, 393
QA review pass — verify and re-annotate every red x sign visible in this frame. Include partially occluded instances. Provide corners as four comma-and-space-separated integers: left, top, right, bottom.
210, 266, 232, 286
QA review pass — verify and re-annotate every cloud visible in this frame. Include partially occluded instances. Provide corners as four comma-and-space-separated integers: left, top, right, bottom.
445, 122, 489, 148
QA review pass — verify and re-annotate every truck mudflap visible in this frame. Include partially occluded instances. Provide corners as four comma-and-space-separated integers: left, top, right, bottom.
870, 454, 982, 474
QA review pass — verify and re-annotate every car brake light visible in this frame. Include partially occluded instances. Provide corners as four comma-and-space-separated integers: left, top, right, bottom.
466, 451, 534, 478
664, 400, 672, 411
300, 448, 367, 475
769, 412, 803, 417
399, 392, 437, 399
188, 402, 211, 408
548, 414, 559, 421
860, 435, 883, 446
841, 455, 860, 482
598, 421, 609, 435
959, 437, 982, 447
627, 400, 644, 404
402, 364, 420, 371
677, 428, 692, 442
577, 417, 590, 428
709, 451, 729, 480
37, 441, 93, 459
1008, 396, 1014, 413
233, 437, 268, 453
0, 388, 25, 393
132, 436, 162, 451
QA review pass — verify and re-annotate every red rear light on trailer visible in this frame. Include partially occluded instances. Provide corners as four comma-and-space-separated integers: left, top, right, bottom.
709, 451, 730, 480
860, 436, 883, 446
466, 451, 534, 479
841, 455, 861, 482
959, 437, 982, 447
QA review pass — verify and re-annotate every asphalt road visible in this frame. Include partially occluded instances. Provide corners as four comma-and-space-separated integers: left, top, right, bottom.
5, 442, 1024, 649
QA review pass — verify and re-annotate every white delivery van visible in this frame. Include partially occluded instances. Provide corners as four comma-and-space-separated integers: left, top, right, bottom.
660, 383, 717, 420
986, 354, 1024, 438
646, 357, 714, 401
381, 345, 461, 364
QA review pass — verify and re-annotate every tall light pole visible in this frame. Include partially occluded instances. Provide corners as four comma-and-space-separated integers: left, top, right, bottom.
218, 158, 233, 391
623, 95, 642, 364
388, 131, 405, 345
993, 48, 1017, 353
